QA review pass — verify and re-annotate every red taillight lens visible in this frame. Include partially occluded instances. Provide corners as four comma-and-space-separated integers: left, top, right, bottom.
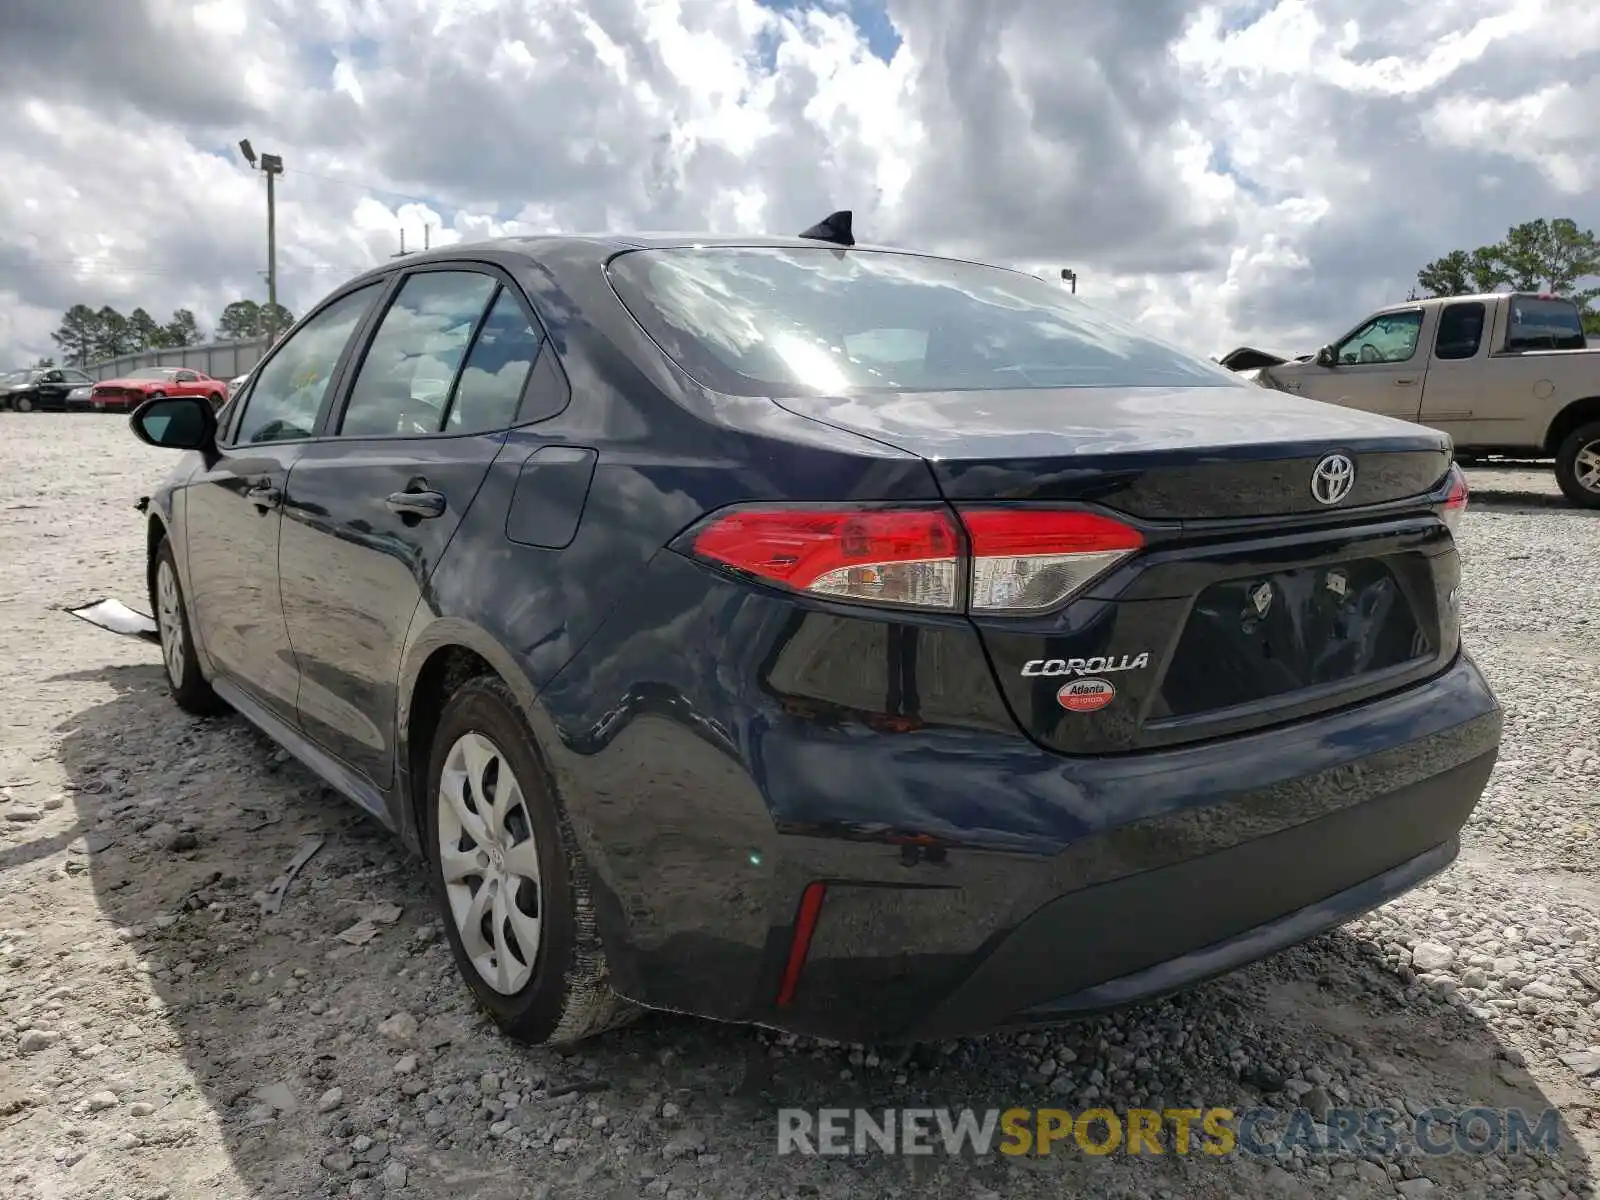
684, 504, 1146, 615
689, 507, 962, 610
960, 508, 1143, 613
1442, 464, 1468, 540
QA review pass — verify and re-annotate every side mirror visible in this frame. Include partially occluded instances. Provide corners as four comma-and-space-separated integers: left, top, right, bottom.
129, 394, 216, 451
1315, 345, 1337, 368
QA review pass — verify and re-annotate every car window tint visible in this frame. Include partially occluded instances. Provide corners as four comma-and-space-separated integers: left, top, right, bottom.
1434, 302, 1485, 361
234, 284, 381, 445
605, 247, 1241, 396
340, 271, 497, 438
1505, 297, 1587, 351
446, 288, 544, 433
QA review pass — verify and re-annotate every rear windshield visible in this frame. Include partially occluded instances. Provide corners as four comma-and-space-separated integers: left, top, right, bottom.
605, 247, 1241, 396
1503, 297, 1587, 352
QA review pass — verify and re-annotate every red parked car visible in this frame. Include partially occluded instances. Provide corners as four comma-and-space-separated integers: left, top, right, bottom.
91, 367, 228, 412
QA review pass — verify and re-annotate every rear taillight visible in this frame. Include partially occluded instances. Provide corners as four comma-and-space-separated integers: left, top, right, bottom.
961, 508, 1143, 613
1441, 464, 1468, 540
683, 504, 1143, 614
688, 507, 961, 610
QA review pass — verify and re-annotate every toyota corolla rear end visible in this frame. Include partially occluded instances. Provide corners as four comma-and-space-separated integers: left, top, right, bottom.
547, 242, 1501, 1042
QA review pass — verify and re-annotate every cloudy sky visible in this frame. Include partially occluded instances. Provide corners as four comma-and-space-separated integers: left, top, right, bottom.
1, 0, 1596, 369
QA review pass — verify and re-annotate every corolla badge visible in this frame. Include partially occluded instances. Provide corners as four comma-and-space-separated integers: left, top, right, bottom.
1310, 453, 1356, 505
1022, 652, 1150, 678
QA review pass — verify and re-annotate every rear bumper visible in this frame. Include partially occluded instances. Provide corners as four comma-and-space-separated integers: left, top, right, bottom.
578, 650, 1499, 1042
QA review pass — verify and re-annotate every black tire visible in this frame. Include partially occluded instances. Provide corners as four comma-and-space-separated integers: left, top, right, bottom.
1554, 420, 1600, 509
14, 394, 33, 413
151, 538, 227, 716
424, 675, 633, 1045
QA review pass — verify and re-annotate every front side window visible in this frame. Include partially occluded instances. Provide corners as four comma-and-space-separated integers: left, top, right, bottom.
339, 271, 498, 437
445, 289, 544, 433
606, 247, 1240, 396
233, 284, 381, 445
1336, 310, 1423, 364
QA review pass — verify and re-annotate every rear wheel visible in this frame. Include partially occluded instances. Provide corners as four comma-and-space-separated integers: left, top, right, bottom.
424, 675, 632, 1045
14, 395, 33, 413
152, 539, 226, 715
1554, 421, 1600, 509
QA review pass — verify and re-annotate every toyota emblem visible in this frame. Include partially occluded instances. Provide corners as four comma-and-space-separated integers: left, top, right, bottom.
1310, 453, 1356, 505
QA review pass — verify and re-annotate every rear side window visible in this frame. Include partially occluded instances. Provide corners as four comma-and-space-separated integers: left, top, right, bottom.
1504, 297, 1586, 352
1434, 302, 1485, 361
606, 247, 1240, 396
445, 289, 545, 433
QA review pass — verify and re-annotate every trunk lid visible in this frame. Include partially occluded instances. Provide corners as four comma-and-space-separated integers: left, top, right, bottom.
776, 386, 1460, 754
773, 386, 1450, 518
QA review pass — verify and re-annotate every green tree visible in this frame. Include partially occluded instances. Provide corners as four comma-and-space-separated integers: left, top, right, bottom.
262, 302, 295, 336
127, 307, 164, 350
218, 299, 294, 338
1415, 247, 1507, 297
1417, 216, 1600, 330
32, 355, 56, 368
93, 306, 133, 360
217, 299, 261, 339
162, 309, 203, 347
50, 305, 102, 366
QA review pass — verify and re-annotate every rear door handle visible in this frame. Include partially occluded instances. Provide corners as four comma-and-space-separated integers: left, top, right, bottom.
1393, 378, 1418, 386
245, 482, 282, 510
385, 489, 446, 519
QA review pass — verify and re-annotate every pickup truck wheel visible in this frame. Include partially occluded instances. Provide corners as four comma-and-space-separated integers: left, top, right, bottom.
1554, 421, 1600, 509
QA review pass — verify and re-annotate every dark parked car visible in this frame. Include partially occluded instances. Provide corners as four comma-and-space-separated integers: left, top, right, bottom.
1, 366, 96, 411
127, 227, 1501, 1047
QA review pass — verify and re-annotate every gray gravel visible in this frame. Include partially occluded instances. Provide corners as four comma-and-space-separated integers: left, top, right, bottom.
0, 417, 1596, 1199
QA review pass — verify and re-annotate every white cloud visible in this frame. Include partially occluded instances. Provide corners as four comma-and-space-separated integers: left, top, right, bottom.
0, 0, 1596, 369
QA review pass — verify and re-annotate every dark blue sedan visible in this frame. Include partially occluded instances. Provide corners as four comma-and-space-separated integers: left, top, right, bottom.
127, 221, 1501, 1045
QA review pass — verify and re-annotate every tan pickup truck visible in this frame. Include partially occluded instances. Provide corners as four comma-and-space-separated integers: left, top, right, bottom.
1220, 292, 1600, 507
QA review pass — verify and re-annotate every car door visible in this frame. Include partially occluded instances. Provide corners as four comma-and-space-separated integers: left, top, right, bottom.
36, 369, 70, 408
181, 283, 385, 722
278, 266, 545, 786
1413, 299, 1493, 446
1282, 307, 1430, 421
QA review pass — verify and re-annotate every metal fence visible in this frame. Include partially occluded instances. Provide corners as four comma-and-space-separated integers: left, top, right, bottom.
86, 336, 271, 382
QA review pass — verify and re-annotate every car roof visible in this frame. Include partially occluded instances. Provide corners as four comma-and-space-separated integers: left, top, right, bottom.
331, 231, 979, 292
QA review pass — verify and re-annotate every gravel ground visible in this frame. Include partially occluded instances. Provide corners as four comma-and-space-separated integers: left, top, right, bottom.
0, 416, 1596, 1200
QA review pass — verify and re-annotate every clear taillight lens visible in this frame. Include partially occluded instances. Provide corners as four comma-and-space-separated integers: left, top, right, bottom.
1441, 464, 1468, 541
959, 508, 1144, 612
683, 504, 1145, 614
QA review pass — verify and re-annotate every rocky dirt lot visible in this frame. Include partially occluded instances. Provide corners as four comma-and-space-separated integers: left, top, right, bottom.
0, 414, 1597, 1200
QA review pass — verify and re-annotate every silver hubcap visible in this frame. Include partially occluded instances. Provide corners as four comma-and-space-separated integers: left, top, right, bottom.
155, 560, 186, 684
437, 732, 543, 995
1574, 441, 1600, 494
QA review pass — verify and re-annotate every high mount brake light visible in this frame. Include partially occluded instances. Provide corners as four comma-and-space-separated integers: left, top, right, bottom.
1441, 463, 1468, 540
685, 505, 1144, 613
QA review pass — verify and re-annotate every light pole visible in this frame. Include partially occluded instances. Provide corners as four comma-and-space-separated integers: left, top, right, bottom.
239, 140, 285, 342
1060, 268, 1078, 294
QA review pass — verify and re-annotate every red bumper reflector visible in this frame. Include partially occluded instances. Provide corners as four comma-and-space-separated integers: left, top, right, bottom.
775, 882, 828, 1007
